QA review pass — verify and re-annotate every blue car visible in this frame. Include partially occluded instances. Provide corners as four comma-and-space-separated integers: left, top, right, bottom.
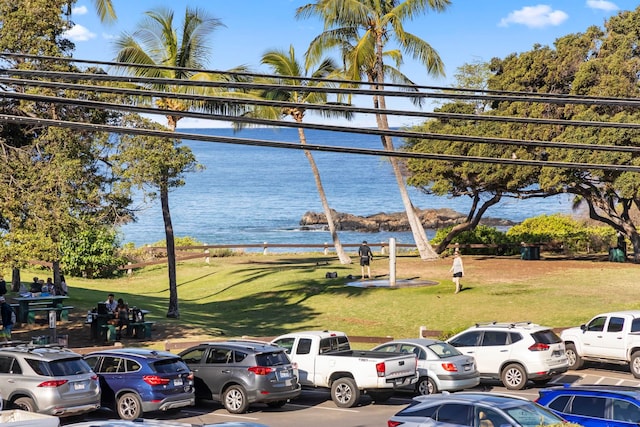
536, 385, 640, 427
84, 348, 195, 420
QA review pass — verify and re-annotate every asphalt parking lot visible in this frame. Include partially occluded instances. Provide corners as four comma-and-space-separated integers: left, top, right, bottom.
67, 365, 640, 427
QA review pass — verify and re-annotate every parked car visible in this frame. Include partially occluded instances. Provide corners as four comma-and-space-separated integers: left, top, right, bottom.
446, 321, 568, 390
388, 391, 566, 427
371, 338, 479, 395
536, 385, 640, 427
66, 421, 269, 427
0, 344, 100, 417
560, 310, 640, 377
178, 340, 301, 414
83, 348, 194, 420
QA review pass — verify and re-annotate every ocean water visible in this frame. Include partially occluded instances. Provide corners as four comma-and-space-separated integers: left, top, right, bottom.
118, 127, 574, 250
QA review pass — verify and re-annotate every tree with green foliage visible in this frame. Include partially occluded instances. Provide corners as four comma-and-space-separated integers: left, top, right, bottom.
112, 114, 201, 318
60, 226, 127, 278
242, 45, 352, 264
297, 0, 451, 260
113, 6, 227, 317
487, 8, 640, 261
0, 0, 131, 285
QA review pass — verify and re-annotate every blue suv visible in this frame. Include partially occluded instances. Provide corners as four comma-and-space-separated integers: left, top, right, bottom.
536, 385, 640, 427
84, 348, 195, 420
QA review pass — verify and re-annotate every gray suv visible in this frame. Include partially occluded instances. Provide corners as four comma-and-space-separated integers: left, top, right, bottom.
179, 340, 301, 413
0, 344, 101, 417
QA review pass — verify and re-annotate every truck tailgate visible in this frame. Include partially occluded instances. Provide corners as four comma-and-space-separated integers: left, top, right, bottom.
379, 354, 417, 380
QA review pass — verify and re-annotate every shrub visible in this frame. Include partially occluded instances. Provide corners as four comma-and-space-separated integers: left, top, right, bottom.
60, 227, 128, 278
433, 225, 517, 255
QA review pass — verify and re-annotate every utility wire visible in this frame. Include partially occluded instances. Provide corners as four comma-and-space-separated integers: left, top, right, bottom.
1, 113, 639, 173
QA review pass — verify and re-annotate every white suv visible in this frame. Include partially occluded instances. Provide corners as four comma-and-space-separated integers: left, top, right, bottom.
446, 322, 568, 390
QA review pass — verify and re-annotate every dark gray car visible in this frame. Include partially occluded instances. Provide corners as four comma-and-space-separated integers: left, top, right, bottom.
179, 340, 301, 414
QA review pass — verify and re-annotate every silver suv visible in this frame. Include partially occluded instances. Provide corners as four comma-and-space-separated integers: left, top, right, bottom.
179, 340, 301, 414
0, 344, 101, 417
446, 321, 568, 390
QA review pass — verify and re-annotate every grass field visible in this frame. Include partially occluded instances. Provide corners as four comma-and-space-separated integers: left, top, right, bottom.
15, 251, 640, 344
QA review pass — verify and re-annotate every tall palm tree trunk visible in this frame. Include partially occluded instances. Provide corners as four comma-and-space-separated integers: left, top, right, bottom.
297, 127, 352, 264
161, 183, 179, 318
371, 41, 438, 260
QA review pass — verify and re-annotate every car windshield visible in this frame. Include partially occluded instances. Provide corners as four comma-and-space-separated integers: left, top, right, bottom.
428, 342, 462, 358
27, 357, 92, 376
504, 402, 565, 427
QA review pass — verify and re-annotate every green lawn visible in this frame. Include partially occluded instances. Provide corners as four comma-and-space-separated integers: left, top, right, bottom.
18, 252, 639, 342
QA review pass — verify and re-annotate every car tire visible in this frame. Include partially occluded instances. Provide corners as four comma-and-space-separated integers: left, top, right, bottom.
565, 343, 584, 370
223, 385, 249, 414
501, 363, 527, 390
13, 397, 37, 412
416, 377, 437, 395
630, 352, 640, 378
331, 377, 360, 408
368, 390, 394, 403
266, 400, 287, 408
117, 392, 143, 420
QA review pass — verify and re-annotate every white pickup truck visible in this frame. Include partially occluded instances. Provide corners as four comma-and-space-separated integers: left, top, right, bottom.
271, 330, 418, 407
560, 310, 640, 377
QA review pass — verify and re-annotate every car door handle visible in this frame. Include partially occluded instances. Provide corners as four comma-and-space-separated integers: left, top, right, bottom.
222, 370, 231, 373
500, 350, 508, 352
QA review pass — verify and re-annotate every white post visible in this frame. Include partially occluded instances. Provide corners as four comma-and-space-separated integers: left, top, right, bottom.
380, 242, 387, 255
419, 325, 427, 338
324, 243, 329, 256
263, 242, 268, 255
127, 262, 132, 276
389, 238, 397, 287
204, 248, 210, 264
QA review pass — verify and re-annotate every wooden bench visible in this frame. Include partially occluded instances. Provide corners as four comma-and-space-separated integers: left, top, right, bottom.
27, 306, 75, 324
126, 321, 155, 340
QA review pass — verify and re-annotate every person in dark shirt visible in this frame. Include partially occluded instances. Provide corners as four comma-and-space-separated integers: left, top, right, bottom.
0, 275, 6, 296
358, 241, 373, 279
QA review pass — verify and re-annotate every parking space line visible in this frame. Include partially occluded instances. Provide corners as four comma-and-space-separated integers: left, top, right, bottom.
287, 403, 360, 413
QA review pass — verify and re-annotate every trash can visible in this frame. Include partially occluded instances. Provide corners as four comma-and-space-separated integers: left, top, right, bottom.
521, 244, 540, 260
609, 247, 625, 262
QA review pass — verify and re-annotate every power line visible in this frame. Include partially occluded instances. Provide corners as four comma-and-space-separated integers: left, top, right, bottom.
1, 113, 639, 173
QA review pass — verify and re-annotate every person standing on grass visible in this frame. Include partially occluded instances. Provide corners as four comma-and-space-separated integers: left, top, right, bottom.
0, 296, 15, 341
358, 240, 373, 279
450, 251, 464, 294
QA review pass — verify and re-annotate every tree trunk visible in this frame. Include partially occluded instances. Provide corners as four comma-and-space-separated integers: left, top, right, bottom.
161, 183, 179, 318
370, 36, 437, 261
297, 127, 352, 264
11, 267, 20, 292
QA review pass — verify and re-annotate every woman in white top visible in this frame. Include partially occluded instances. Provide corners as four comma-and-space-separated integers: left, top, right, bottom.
449, 252, 464, 294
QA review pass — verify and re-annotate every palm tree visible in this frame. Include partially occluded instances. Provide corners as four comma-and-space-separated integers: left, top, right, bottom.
113, 7, 225, 318
251, 45, 352, 264
297, 0, 451, 260
91, 0, 116, 23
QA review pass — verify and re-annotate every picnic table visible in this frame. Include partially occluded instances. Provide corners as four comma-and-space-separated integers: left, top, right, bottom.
12, 295, 72, 324
87, 307, 152, 342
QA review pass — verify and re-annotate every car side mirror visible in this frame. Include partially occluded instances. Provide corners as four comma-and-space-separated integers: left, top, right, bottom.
580, 324, 587, 331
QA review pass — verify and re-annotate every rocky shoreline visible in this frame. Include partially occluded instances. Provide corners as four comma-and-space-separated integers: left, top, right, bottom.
300, 208, 516, 232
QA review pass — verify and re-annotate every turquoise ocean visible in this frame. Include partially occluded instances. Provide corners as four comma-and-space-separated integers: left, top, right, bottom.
118, 127, 574, 251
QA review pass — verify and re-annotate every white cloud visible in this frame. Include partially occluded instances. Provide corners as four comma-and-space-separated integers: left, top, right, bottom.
72, 5, 88, 15
586, 0, 619, 12
63, 24, 96, 42
499, 5, 569, 28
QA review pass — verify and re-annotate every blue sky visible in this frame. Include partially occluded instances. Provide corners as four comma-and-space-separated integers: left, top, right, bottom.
65, 0, 637, 128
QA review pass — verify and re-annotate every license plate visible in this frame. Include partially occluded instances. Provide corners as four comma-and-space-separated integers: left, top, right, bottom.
174, 378, 183, 386
279, 370, 291, 379
552, 350, 564, 357
73, 382, 86, 390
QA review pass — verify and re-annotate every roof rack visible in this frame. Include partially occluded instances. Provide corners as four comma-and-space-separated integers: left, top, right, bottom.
13, 343, 72, 352
474, 321, 535, 329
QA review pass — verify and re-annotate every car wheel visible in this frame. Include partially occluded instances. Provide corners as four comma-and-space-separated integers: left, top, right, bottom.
565, 343, 584, 370
416, 377, 437, 395
501, 363, 527, 390
630, 352, 640, 378
368, 390, 394, 403
266, 400, 287, 408
223, 385, 249, 414
331, 377, 360, 408
117, 392, 143, 420
13, 397, 37, 412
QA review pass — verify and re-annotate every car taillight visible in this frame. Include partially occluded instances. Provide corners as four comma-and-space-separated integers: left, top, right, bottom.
91, 374, 98, 381
38, 379, 68, 387
376, 362, 385, 377
187, 372, 194, 381
528, 343, 550, 351
143, 375, 171, 386
388, 421, 404, 427
248, 366, 274, 375
441, 363, 458, 372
